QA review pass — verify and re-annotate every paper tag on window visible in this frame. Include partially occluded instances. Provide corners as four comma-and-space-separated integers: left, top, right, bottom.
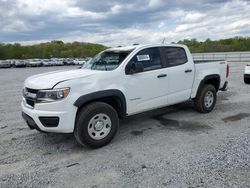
137, 55, 150, 61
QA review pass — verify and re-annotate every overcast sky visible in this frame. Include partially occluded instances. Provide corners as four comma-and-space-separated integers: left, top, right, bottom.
0, 0, 250, 46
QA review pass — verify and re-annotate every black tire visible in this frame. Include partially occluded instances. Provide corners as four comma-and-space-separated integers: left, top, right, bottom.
193, 84, 217, 113
74, 102, 119, 148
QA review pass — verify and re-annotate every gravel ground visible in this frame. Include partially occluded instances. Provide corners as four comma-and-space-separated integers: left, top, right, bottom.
0, 63, 249, 188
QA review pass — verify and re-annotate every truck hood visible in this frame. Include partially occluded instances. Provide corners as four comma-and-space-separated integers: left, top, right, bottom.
25, 69, 98, 89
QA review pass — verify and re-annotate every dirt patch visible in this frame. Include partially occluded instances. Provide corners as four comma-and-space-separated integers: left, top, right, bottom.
222, 113, 250, 123
217, 91, 236, 101
130, 130, 143, 136
153, 116, 212, 132
130, 127, 152, 136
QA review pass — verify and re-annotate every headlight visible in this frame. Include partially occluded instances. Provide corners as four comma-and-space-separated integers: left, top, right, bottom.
36, 88, 70, 103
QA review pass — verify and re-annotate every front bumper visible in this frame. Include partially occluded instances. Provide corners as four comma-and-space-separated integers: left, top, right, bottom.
22, 112, 44, 132
21, 98, 77, 133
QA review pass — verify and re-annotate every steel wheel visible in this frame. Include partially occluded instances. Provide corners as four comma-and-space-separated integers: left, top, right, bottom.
204, 91, 214, 108
87, 113, 112, 140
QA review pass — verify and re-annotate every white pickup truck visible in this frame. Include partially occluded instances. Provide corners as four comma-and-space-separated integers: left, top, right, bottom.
22, 44, 229, 148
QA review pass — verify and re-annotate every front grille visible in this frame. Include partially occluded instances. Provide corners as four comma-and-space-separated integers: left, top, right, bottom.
24, 88, 38, 108
26, 88, 38, 94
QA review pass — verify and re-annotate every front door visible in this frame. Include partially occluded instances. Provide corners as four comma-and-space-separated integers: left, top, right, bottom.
125, 47, 169, 115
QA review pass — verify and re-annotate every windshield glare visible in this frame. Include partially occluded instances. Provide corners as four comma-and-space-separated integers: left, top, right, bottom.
83, 50, 132, 71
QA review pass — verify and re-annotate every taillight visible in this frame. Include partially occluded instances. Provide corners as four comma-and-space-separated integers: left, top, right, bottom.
226, 64, 229, 78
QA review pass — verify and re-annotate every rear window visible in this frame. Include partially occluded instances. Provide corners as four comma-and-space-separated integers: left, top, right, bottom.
164, 47, 188, 66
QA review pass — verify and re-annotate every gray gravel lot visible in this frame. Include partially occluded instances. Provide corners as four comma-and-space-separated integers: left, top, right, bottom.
0, 63, 250, 188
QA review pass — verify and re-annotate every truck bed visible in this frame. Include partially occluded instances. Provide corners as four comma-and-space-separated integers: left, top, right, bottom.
191, 59, 228, 98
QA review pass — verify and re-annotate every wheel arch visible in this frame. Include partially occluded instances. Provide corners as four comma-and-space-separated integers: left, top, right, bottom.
195, 74, 221, 98
74, 89, 127, 119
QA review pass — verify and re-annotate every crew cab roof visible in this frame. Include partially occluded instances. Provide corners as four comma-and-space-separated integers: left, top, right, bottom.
106, 44, 187, 52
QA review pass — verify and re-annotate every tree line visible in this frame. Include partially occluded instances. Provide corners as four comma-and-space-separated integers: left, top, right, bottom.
0, 37, 250, 60
177, 37, 250, 53
0, 41, 107, 60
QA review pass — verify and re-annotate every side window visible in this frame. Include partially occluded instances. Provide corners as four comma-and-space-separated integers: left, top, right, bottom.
130, 47, 162, 71
165, 47, 188, 66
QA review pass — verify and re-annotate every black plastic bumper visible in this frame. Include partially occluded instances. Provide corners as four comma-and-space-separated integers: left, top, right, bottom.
22, 112, 43, 131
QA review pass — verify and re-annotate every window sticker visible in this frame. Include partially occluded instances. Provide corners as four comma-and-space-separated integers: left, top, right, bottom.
137, 55, 150, 61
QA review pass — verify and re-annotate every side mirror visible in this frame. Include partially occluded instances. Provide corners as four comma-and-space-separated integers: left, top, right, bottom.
126, 62, 144, 74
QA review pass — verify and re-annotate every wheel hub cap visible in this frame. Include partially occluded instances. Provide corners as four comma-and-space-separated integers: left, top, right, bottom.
94, 121, 104, 131
204, 91, 214, 108
88, 113, 112, 140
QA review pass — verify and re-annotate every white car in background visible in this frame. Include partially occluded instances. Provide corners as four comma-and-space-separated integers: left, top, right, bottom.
41, 59, 52, 66
0, 60, 12, 68
54, 59, 64, 66
13, 60, 27, 67
244, 64, 250, 84
73, 59, 86, 65
27, 59, 42, 67
78, 60, 86, 65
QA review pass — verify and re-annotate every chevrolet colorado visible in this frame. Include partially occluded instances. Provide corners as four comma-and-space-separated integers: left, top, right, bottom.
22, 44, 229, 148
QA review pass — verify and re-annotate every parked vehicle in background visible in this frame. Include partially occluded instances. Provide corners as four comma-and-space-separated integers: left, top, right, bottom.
27, 59, 42, 67
22, 44, 229, 148
13, 60, 27, 67
244, 64, 250, 84
53, 59, 64, 66
73, 59, 86, 65
0, 60, 12, 68
41, 59, 52, 66
63, 58, 74, 65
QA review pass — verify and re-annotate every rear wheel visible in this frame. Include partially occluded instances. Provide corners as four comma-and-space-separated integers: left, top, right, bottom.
74, 102, 119, 148
194, 84, 217, 113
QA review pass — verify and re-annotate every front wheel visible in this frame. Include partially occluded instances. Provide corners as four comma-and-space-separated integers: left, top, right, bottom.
74, 102, 119, 148
193, 84, 217, 113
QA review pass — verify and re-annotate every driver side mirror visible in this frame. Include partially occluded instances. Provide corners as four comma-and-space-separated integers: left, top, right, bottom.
125, 61, 144, 74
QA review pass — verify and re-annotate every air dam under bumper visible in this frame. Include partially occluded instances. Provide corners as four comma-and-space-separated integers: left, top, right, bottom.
21, 99, 77, 133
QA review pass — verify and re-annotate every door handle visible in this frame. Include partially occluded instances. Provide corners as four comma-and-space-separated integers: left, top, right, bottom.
157, 74, 167, 78
185, 69, 193, 73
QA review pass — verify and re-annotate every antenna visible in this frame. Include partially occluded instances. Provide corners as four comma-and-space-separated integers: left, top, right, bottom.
162, 37, 166, 44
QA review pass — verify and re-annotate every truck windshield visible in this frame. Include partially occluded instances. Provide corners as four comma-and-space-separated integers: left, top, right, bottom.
82, 50, 132, 71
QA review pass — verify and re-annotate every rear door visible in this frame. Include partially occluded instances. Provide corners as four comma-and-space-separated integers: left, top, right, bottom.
162, 47, 195, 105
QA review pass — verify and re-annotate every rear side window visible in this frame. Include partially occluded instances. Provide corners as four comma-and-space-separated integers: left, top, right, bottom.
129, 47, 162, 71
165, 47, 188, 66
